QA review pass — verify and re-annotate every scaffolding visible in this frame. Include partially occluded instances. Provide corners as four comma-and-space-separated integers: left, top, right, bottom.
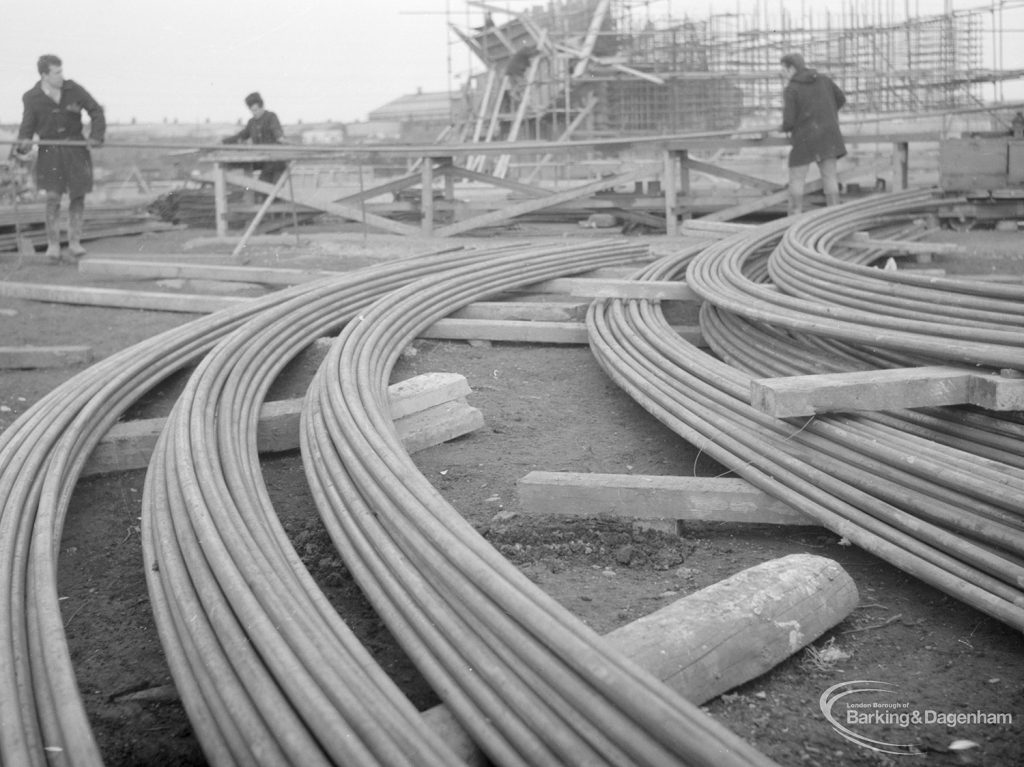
448, 0, 1023, 158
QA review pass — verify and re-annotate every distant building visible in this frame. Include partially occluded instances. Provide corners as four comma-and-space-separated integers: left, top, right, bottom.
300, 125, 348, 144
367, 89, 464, 143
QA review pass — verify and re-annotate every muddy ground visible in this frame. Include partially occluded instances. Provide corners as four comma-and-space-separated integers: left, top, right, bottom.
0, 222, 1022, 767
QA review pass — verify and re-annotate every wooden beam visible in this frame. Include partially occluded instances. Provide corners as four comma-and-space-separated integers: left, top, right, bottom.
434, 163, 660, 237
839, 231, 964, 255
421, 158, 436, 234
523, 276, 698, 301
522, 94, 599, 184
333, 170, 423, 206
892, 141, 909, 191
83, 373, 477, 476
678, 156, 785, 193
213, 163, 228, 238
232, 165, 293, 263
750, 365, 1024, 418
447, 301, 589, 322
79, 259, 332, 286
222, 171, 422, 237
0, 281, 245, 313
420, 318, 704, 346
440, 164, 554, 198
0, 345, 93, 370
517, 472, 814, 526
571, 0, 612, 77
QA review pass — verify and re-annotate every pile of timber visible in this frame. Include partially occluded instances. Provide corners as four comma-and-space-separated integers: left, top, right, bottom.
0, 200, 175, 252
148, 183, 322, 230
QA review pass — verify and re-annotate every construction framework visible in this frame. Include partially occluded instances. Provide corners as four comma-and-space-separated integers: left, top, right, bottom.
448, 0, 1024, 165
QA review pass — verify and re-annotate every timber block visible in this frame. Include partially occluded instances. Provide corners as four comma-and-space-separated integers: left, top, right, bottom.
516, 472, 813, 526
751, 365, 1024, 418
84, 372, 481, 476
422, 553, 857, 764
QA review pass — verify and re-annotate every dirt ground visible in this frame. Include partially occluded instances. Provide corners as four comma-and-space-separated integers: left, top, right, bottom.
1, 221, 1022, 767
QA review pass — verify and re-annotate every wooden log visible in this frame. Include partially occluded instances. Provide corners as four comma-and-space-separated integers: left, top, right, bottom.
423, 553, 859, 765
750, 365, 1024, 417
0, 345, 93, 370
83, 373, 478, 476
516, 471, 813, 526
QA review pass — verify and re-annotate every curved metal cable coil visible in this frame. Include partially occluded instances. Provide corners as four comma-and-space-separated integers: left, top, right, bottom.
587, 196, 1024, 633
301, 240, 778, 767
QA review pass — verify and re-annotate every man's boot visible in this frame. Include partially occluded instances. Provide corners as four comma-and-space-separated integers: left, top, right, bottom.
68, 197, 87, 258
825, 193, 841, 207
45, 194, 62, 261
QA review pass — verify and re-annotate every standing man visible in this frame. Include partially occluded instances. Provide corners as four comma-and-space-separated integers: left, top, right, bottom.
17, 54, 105, 261
780, 52, 846, 215
222, 92, 287, 185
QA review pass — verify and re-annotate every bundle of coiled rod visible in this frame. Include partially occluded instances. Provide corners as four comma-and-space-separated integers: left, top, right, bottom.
587, 189, 1024, 634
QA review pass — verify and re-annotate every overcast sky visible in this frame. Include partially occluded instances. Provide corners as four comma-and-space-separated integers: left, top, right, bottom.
1, 0, 1022, 127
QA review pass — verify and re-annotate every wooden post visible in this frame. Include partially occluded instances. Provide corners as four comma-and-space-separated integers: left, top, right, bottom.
663, 149, 689, 236
213, 163, 228, 238
421, 157, 435, 235
892, 141, 909, 191
439, 156, 455, 204
231, 166, 292, 262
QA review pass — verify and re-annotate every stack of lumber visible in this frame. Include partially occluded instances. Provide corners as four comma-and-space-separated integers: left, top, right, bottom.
0, 200, 175, 252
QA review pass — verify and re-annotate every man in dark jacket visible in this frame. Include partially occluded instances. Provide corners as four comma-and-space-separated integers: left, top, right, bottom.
222, 92, 287, 185
17, 54, 105, 260
780, 52, 846, 215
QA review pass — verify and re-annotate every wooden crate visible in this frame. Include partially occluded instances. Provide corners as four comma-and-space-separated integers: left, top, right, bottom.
940, 138, 1009, 191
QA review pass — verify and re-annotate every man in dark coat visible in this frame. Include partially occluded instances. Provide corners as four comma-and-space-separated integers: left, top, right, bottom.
780, 52, 846, 215
222, 92, 287, 185
17, 54, 105, 260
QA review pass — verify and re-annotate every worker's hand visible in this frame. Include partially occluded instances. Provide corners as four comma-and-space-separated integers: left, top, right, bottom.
15, 140, 32, 155
88, 137, 103, 148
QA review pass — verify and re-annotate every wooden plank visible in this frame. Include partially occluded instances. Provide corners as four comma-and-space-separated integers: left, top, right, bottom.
750, 365, 1024, 416
79, 259, 332, 286
571, 0, 612, 77
524, 276, 698, 301
750, 365, 973, 417
516, 472, 813, 525
421, 318, 704, 346
0, 345, 93, 369
840, 232, 964, 255
421, 318, 592, 344
699, 185, 803, 222
83, 373, 478, 476
0, 281, 246, 313
385, 372, 472, 419
447, 301, 589, 322
441, 165, 554, 199
394, 400, 484, 454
